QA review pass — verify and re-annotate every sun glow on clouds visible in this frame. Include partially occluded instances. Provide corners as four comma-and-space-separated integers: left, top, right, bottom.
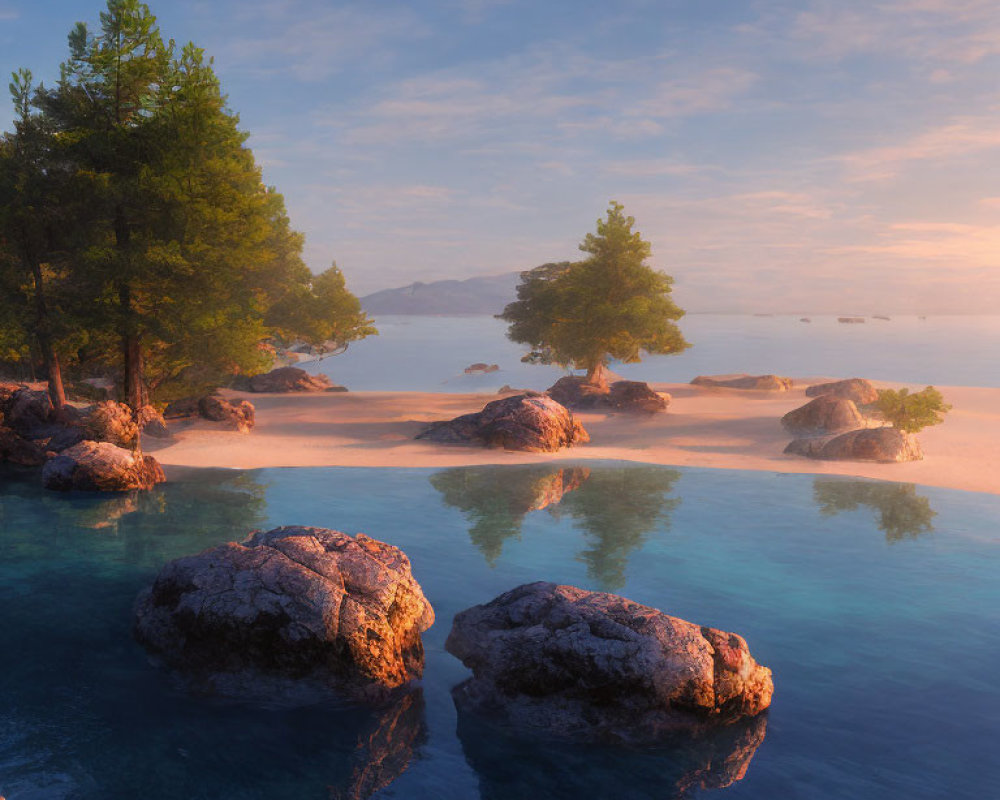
2, 0, 999, 311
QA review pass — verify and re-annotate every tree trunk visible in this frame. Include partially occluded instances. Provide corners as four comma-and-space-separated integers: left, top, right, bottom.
25, 253, 66, 410
122, 324, 145, 410
116, 207, 145, 411
585, 361, 610, 391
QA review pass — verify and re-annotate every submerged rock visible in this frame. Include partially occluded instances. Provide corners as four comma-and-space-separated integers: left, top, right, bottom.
249, 366, 337, 393
781, 395, 865, 435
417, 393, 589, 453
464, 363, 499, 374
42, 440, 166, 492
445, 582, 773, 744
198, 395, 255, 433
547, 376, 669, 413
133, 526, 435, 700
691, 374, 793, 391
785, 427, 922, 462
805, 378, 878, 405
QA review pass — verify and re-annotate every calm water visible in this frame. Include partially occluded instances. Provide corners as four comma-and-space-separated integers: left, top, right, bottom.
301, 314, 1000, 392
1, 463, 998, 799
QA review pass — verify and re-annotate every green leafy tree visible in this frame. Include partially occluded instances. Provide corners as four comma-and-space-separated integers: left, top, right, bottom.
501, 202, 689, 387
875, 386, 951, 433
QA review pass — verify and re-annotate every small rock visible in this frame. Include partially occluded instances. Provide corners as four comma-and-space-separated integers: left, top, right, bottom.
781, 395, 865, 435
785, 427, 922, 462
547, 376, 669, 413
445, 582, 773, 743
133, 526, 434, 700
804, 378, 879, 405
464, 363, 499, 374
417, 394, 588, 453
691, 374, 793, 391
164, 396, 201, 419
248, 366, 336, 393
198, 395, 255, 433
42, 440, 166, 492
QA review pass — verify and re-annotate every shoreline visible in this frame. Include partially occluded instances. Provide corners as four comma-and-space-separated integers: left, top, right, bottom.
146, 380, 1000, 496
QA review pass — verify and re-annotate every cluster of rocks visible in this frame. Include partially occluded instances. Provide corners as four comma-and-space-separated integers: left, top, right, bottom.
416, 392, 589, 453
547, 376, 669, 413
0, 384, 167, 492
782, 378, 921, 462
165, 394, 256, 433
691, 374, 793, 391
463, 362, 499, 374
245, 366, 345, 393
132, 526, 773, 754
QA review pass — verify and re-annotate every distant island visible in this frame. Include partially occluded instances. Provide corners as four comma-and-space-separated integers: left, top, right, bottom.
361, 273, 520, 315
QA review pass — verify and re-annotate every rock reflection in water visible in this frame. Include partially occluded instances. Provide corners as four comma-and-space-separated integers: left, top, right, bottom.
813, 478, 936, 542
556, 467, 682, 590
456, 707, 767, 800
431, 465, 591, 564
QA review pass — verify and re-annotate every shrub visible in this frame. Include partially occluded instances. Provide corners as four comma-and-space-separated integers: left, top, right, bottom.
875, 386, 951, 433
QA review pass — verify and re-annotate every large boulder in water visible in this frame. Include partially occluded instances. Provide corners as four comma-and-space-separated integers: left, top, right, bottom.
805, 378, 878, 405
445, 582, 773, 744
691, 374, 793, 391
133, 526, 434, 700
416, 393, 589, 453
547, 376, 669, 413
198, 395, 255, 433
781, 395, 865, 435
249, 366, 338, 393
785, 427, 922, 462
42, 440, 166, 492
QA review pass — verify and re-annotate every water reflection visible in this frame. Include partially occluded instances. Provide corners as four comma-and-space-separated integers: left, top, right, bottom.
556, 467, 682, 590
813, 478, 936, 542
456, 707, 767, 799
431, 466, 590, 565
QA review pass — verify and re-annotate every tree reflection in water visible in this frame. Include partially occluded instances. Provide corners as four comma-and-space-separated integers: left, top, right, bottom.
456, 704, 767, 800
431, 465, 590, 565
431, 464, 682, 590
813, 478, 936, 543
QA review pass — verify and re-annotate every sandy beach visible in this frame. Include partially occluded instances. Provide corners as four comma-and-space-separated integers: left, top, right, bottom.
146, 380, 1000, 495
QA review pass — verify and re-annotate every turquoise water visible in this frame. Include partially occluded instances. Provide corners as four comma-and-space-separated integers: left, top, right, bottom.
1, 463, 999, 798
301, 314, 1000, 392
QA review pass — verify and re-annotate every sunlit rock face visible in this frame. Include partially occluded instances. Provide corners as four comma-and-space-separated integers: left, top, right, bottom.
691, 374, 793, 391
42, 440, 166, 492
785, 427, 922, 462
547, 376, 669, 413
133, 526, 434, 701
416, 393, 589, 452
781, 395, 865, 435
248, 366, 337, 392
805, 377, 879, 405
446, 582, 773, 744
456, 706, 767, 800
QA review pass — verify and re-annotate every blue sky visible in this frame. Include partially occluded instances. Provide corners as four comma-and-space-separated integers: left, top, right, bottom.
3, 0, 1000, 312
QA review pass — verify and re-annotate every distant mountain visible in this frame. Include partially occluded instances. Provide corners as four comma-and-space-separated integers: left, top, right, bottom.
361, 272, 521, 315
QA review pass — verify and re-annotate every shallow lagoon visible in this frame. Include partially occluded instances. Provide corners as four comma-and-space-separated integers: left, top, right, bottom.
1, 463, 998, 799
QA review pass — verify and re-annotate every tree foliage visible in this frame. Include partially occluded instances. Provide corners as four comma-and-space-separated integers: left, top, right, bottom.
1, 0, 374, 407
875, 386, 951, 433
500, 202, 688, 383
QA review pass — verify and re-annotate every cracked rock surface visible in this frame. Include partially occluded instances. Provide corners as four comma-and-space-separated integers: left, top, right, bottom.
134, 526, 434, 700
445, 582, 772, 743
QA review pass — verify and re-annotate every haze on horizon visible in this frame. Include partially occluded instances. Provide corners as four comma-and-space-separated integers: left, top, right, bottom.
3, 0, 999, 314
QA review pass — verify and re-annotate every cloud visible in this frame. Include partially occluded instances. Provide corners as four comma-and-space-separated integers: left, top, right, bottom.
634, 68, 758, 118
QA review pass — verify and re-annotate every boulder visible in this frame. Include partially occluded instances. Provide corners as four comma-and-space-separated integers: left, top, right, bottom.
416, 393, 589, 453
42, 440, 166, 492
0, 426, 47, 466
198, 395, 255, 433
805, 378, 879, 405
140, 406, 171, 439
133, 526, 435, 700
4, 388, 53, 435
445, 582, 773, 743
85, 400, 139, 448
0, 381, 23, 414
464, 363, 499, 374
546, 376, 669, 413
164, 396, 200, 419
691, 374, 793, 391
248, 366, 336, 393
780, 395, 865, 435
785, 427, 922, 462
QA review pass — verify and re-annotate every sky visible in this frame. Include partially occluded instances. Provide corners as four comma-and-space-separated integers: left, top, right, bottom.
2, 0, 1000, 313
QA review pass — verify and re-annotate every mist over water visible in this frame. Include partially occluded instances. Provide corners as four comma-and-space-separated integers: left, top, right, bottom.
301, 314, 1000, 392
